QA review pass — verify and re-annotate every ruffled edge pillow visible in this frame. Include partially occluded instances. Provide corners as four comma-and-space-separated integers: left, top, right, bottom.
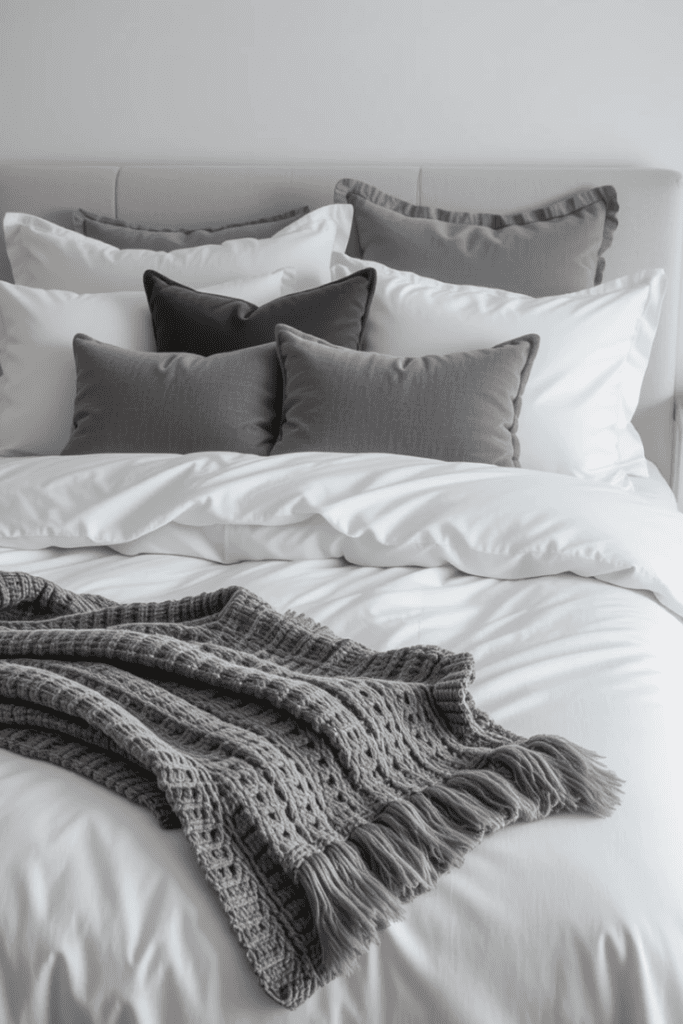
73, 206, 311, 251
334, 179, 619, 298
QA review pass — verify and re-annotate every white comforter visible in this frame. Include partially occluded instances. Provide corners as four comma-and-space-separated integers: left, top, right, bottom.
0, 451, 682, 1024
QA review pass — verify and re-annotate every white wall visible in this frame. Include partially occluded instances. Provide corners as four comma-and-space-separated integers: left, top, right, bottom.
2, 0, 683, 170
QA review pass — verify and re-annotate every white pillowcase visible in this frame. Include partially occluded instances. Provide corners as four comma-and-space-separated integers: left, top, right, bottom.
4, 206, 353, 293
0, 271, 289, 457
332, 253, 666, 484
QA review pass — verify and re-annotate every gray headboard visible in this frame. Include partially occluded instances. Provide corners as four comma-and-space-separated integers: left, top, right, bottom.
1, 163, 681, 487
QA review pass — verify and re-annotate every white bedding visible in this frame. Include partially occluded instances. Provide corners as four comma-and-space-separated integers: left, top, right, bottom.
1, 450, 682, 1024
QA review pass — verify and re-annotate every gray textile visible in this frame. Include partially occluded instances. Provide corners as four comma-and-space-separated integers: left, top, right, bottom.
271, 326, 539, 467
334, 179, 619, 296
72, 206, 311, 250
62, 271, 378, 457
62, 334, 278, 457
144, 267, 376, 355
0, 572, 621, 1008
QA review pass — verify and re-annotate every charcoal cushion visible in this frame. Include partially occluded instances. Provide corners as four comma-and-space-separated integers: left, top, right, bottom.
61, 334, 279, 457
271, 325, 540, 467
144, 267, 376, 355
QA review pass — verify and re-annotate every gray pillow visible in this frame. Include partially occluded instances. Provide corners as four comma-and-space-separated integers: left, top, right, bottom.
271, 326, 539, 467
72, 206, 311, 251
144, 267, 376, 355
333, 179, 618, 297
61, 334, 278, 457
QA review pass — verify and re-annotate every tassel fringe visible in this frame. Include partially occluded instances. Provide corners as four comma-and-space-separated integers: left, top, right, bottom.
295, 841, 403, 978
346, 820, 436, 898
297, 733, 622, 975
523, 734, 623, 817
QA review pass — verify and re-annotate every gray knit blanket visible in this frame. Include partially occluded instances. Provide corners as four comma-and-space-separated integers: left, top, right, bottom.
0, 571, 621, 1008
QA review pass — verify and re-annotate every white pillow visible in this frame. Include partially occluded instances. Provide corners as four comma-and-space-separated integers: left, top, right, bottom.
0, 271, 289, 457
4, 206, 353, 293
332, 253, 666, 484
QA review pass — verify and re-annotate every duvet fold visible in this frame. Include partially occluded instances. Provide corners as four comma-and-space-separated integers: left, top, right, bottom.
0, 571, 621, 1008
0, 450, 681, 615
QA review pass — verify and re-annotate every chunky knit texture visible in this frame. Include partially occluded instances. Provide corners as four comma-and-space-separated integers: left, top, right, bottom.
0, 571, 621, 1008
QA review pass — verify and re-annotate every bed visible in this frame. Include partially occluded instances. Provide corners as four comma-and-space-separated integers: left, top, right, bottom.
0, 163, 682, 1024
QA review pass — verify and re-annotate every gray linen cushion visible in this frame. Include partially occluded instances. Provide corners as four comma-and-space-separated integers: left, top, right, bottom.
61, 334, 278, 456
72, 206, 311, 251
333, 179, 618, 297
271, 326, 539, 467
144, 267, 376, 355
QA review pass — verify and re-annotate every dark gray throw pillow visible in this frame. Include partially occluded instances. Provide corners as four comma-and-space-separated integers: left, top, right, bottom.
271, 326, 539, 467
72, 206, 311, 251
333, 179, 619, 297
144, 267, 377, 355
61, 335, 279, 457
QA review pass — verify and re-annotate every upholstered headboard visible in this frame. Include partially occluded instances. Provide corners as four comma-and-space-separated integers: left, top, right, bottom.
1, 163, 681, 488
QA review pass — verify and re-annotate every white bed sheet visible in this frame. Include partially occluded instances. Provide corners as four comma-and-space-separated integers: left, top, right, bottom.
0, 453, 682, 1024
633, 459, 679, 508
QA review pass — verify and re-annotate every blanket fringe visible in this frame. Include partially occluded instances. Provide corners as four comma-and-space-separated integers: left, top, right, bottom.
295, 841, 403, 978
466, 737, 622, 818
297, 734, 622, 974
523, 735, 623, 817
466, 743, 568, 817
345, 819, 436, 897
429, 769, 534, 829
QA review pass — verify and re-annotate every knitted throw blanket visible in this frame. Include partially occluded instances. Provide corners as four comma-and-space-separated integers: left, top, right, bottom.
0, 571, 621, 1008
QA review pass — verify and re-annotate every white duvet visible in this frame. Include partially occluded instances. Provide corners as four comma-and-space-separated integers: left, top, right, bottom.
0, 450, 682, 1024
